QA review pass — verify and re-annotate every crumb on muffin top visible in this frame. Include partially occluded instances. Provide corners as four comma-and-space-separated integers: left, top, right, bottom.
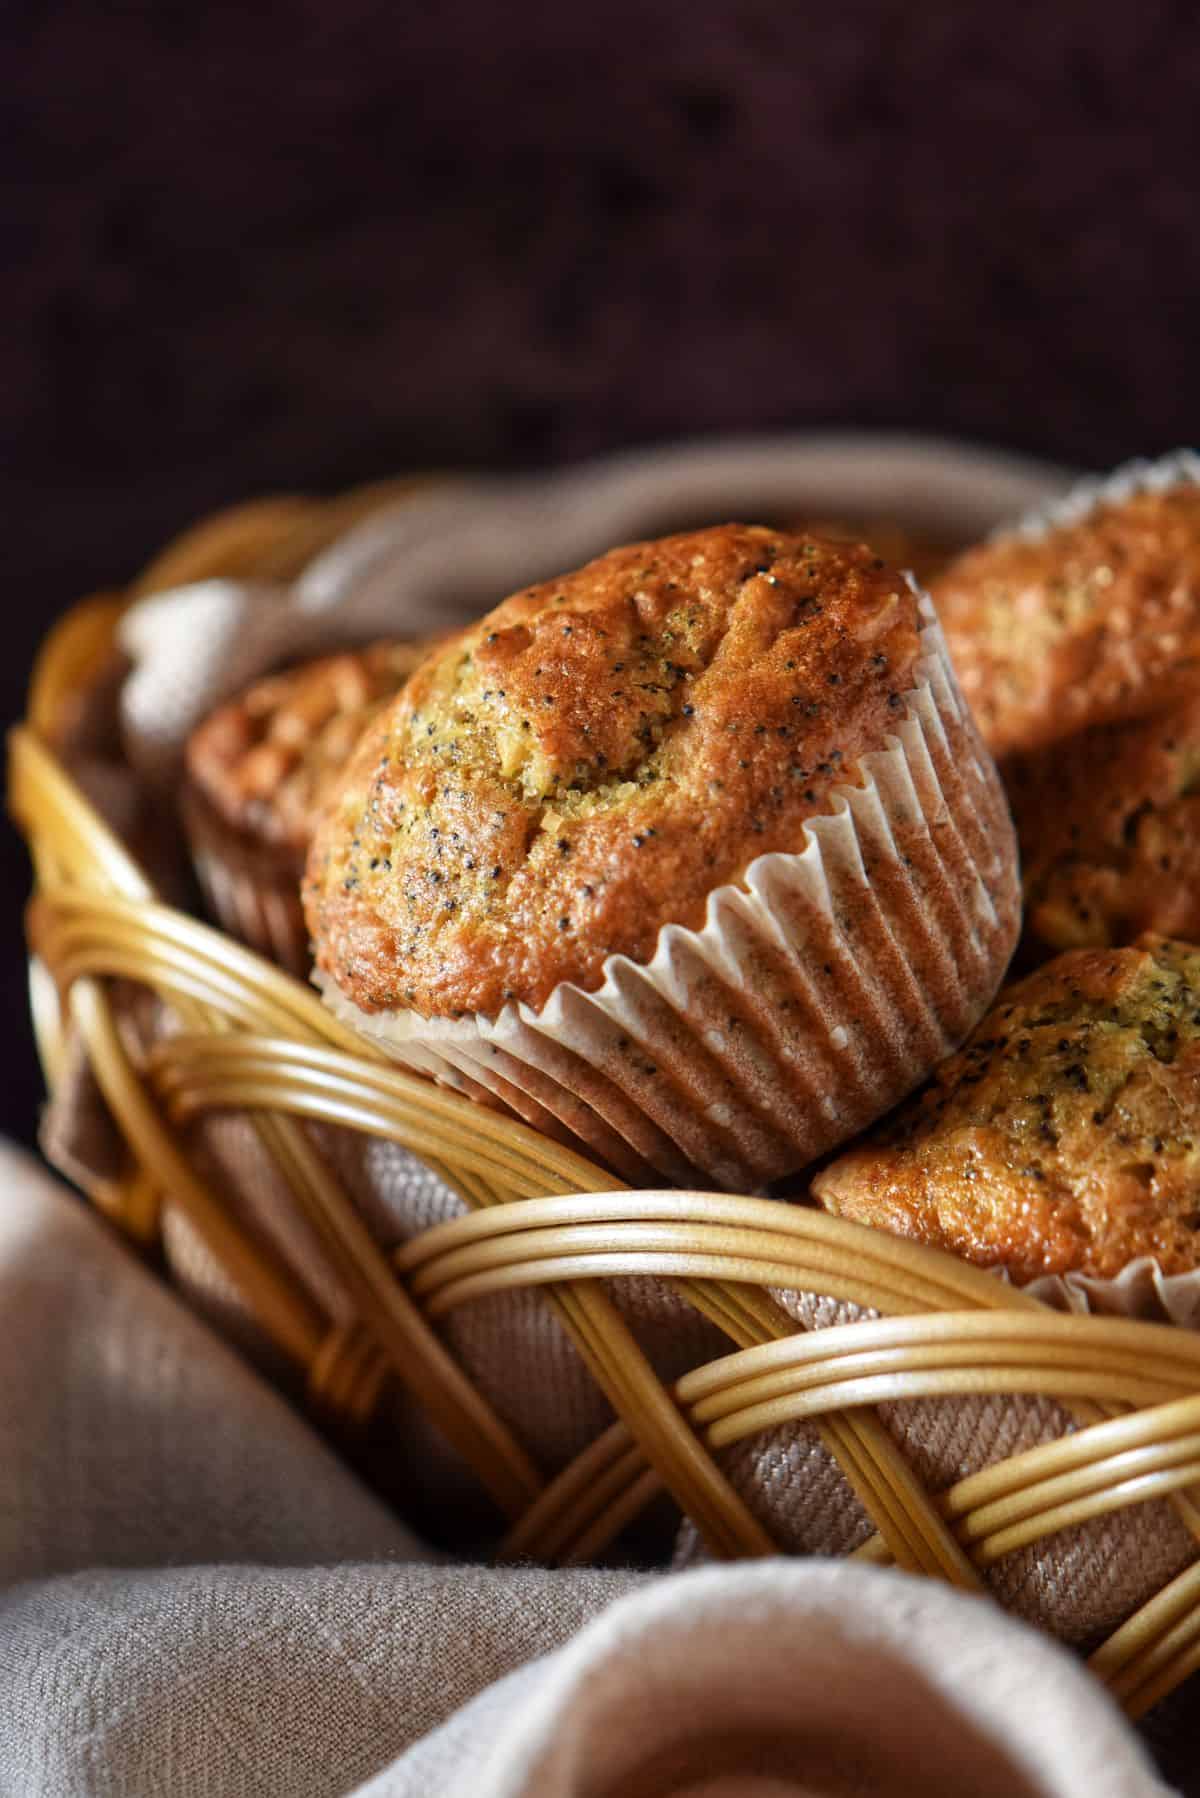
930, 483, 1200, 757
186, 641, 426, 854
812, 936, 1200, 1282
304, 525, 927, 1018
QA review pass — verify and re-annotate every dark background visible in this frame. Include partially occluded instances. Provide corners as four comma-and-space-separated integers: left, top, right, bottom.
5, 1, 1200, 1148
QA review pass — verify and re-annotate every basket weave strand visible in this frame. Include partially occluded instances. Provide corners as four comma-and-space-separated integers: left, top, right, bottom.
10, 483, 1200, 1719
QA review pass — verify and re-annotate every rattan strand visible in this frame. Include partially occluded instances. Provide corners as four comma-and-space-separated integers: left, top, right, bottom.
678, 1278, 981, 1585
956, 1409, 1200, 1535
12, 481, 1200, 1714
1092, 1563, 1200, 1716
500, 1422, 647, 1562
28, 596, 128, 746
308, 1320, 392, 1429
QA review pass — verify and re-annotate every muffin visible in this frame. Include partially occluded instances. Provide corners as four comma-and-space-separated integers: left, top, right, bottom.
185, 640, 428, 971
813, 936, 1200, 1282
927, 454, 1200, 960
1006, 694, 1200, 955
929, 453, 1200, 759
305, 524, 1020, 1189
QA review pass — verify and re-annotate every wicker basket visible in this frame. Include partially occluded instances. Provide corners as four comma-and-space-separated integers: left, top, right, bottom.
11, 481, 1200, 1722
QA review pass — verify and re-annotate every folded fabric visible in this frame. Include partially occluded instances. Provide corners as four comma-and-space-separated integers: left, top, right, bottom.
365, 1563, 1173, 1798
0, 1145, 1177, 1796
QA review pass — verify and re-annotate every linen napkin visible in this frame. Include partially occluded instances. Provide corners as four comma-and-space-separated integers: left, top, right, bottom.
0, 1144, 1179, 1796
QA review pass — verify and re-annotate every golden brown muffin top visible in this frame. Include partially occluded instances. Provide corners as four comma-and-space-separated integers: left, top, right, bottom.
812, 937, 1200, 1282
1005, 694, 1200, 955
930, 483, 1200, 757
305, 525, 925, 1018
186, 641, 426, 852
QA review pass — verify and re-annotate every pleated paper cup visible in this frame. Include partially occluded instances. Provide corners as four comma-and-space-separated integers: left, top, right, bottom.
181, 640, 443, 977
182, 783, 311, 977
992, 447, 1200, 544
1021, 1260, 1200, 1330
318, 592, 1021, 1190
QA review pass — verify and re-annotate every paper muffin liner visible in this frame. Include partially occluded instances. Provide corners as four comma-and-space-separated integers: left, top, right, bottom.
181, 784, 311, 978
317, 591, 1021, 1190
992, 446, 1200, 544
1021, 1260, 1200, 1330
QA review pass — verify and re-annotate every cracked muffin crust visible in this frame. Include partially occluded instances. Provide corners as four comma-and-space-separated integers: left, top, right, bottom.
185, 639, 427, 968
930, 478, 1200, 759
304, 525, 928, 1019
813, 937, 1200, 1281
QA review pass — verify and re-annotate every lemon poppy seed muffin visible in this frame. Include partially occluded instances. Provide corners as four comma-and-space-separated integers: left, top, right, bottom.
306, 524, 1020, 1189
813, 936, 1200, 1282
930, 463, 1200, 759
308, 528, 927, 1012
185, 640, 427, 970
927, 457, 1200, 961
1006, 694, 1200, 956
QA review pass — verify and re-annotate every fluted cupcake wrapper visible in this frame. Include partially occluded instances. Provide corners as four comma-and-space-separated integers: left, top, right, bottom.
1019, 1261, 1200, 1331
182, 788, 312, 979
318, 593, 1021, 1190
993, 447, 1200, 545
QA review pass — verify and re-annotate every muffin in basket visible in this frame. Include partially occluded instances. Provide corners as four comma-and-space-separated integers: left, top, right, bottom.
929, 452, 1200, 760
1004, 696, 1200, 954
185, 640, 428, 972
928, 453, 1200, 958
813, 935, 1200, 1282
305, 523, 1020, 1190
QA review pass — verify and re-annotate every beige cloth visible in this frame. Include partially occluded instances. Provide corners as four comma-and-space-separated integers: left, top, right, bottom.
0, 1144, 1176, 1796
